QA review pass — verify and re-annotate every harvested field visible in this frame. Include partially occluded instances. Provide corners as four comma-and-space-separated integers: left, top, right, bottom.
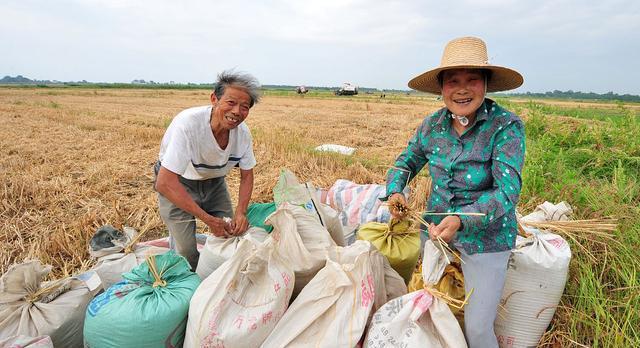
1, 87, 638, 346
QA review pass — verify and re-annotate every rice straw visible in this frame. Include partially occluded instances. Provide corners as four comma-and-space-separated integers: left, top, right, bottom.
436, 236, 465, 265
424, 286, 474, 310
518, 218, 618, 262
147, 255, 167, 288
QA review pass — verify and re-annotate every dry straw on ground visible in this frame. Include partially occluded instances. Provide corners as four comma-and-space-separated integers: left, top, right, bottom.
0, 88, 441, 277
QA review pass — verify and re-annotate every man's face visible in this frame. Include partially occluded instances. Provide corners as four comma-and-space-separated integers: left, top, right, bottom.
441, 69, 486, 118
211, 86, 251, 130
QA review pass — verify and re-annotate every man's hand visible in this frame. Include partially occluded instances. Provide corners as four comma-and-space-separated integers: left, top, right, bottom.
388, 193, 409, 219
231, 213, 249, 235
203, 215, 233, 238
428, 215, 461, 243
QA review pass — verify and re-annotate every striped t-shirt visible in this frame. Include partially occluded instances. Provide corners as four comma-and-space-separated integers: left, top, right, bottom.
158, 105, 256, 180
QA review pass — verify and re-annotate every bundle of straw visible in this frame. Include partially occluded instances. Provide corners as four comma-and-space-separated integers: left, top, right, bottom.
517, 218, 618, 262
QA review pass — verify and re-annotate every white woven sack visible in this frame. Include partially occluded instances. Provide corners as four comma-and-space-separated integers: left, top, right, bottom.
272, 169, 344, 246
365, 290, 467, 348
261, 240, 376, 348
196, 227, 270, 279
0, 261, 100, 348
494, 231, 571, 348
185, 210, 298, 348
281, 203, 336, 297
368, 247, 407, 310
365, 240, 467, 348
316, 202, 346, 246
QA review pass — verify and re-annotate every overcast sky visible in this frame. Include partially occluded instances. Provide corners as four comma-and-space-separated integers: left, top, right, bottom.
1, 0, 639, 94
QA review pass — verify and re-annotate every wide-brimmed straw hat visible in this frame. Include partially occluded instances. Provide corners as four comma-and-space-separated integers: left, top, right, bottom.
408, 36, 524, 94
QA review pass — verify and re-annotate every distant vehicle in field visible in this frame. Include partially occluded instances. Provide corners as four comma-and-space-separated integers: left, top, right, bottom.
335, 83, 358, 96
296, 86, 308, 94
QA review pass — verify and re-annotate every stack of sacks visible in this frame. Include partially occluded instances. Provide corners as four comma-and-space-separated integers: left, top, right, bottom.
83, 251, 200, 348
273, 169, 345, 246
0, 261, 100, 348
262, 240, 379, 348
365, 240, 467, 347
88, 225, 169, 290
184, 208, 298, 347
495, 202, 573, 347
357, 219, 420, 283
195, 226, 269, 279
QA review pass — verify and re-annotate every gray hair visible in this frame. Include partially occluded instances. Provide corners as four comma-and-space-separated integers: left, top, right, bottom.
213, 70, 261, 107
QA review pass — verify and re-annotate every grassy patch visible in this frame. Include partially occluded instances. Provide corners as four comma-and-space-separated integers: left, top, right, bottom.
511, 99, 640, 346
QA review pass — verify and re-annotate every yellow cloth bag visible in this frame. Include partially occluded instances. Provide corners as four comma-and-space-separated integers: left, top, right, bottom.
357, 219, 420, 283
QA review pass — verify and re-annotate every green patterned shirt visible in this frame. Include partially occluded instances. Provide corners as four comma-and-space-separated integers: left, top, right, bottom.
386, 98, 525, 254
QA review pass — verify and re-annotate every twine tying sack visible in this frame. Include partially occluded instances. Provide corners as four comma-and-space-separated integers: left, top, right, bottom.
423, 285, 473, 310
383, 219, 417, 239
25, 278, 73, 304
147, 255, 167, 288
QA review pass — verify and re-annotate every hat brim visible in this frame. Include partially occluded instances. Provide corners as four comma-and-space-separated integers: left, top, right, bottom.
408, 64, 524, 94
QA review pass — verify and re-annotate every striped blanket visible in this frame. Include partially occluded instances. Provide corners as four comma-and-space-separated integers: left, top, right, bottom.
325, 179, 409, 226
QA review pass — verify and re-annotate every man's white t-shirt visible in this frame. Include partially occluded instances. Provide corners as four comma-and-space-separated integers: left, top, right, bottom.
158, 105, 256, 180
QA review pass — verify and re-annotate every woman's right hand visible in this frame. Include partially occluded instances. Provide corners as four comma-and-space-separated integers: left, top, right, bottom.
388, 193, 409, 219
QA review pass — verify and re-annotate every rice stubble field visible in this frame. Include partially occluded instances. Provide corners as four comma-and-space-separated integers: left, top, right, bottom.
0, 87, 638, 347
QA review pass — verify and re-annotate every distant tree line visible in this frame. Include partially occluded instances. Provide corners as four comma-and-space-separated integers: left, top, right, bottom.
2, 75, 638, 102
502, 90, 640, 102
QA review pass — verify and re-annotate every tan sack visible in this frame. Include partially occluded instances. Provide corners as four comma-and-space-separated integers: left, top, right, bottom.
262, 240, 376, 348
0, 261, 100, 348
0, 335, 53, 348
196, 226, 269, 279
185, 209, 299, 348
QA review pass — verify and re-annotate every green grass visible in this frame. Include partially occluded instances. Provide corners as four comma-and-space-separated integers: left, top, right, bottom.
498, 98, 640, 346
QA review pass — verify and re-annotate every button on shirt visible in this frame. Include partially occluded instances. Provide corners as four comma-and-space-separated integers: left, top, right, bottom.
386, 98, 526, 254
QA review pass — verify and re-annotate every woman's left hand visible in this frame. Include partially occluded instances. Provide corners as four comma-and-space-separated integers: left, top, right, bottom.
428, 215, 461, 243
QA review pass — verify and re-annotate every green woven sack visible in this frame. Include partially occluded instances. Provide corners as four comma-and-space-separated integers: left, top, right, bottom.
84, 251, 200, 348
247, 202, 277, 232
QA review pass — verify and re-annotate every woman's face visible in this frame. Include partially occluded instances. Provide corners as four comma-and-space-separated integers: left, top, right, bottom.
441, 69, 486, 118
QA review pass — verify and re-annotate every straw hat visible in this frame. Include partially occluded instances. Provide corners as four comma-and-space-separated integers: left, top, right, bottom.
408, 36, 523, 94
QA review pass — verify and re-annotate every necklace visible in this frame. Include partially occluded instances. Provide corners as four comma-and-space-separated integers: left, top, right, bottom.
451, 114, 469, 126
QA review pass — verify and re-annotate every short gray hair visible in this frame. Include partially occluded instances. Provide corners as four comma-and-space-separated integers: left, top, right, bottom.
213, 70, 261, 107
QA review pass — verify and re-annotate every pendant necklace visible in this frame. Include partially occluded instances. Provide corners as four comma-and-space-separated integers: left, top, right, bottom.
451, 114, 469, 126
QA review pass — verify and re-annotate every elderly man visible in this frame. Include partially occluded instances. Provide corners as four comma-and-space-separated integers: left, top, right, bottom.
154, 70, 260, 269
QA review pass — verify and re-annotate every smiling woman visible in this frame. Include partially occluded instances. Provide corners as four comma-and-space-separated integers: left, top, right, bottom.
385, 36, 525, 348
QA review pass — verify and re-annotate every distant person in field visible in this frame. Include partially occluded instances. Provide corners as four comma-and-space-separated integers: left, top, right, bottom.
386, 37, 525, 347
154, 70, 260, 269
